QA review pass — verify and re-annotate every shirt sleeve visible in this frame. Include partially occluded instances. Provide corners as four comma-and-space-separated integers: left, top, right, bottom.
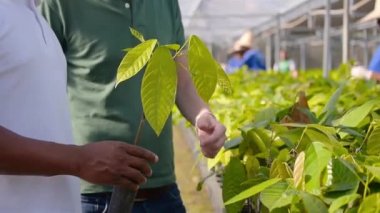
369, 46, 380, 73
39, 0, 67, 51
173, 0, 185, 45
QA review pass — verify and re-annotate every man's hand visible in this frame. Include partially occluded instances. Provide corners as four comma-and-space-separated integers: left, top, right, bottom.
195, 110, 226, 158
75, 142, 158, 191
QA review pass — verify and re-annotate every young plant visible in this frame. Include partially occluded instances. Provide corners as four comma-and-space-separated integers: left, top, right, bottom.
107, 28, 231, 213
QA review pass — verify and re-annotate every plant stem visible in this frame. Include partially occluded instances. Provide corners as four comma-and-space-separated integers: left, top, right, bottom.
363, 170, 371, 199
134, 114, 145, 145
108, 114, 146, 213
173, 38, 190, 59
107, 188, 137, 213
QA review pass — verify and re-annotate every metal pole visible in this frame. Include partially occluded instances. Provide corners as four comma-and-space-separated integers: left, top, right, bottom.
275, 15, 281, 65
323, 0, 331, 78
363, 30, 369, 66
342, 0, 350, 64
307, 1, 314, 29
266, 34, 272, 70
300, 43, 306, 71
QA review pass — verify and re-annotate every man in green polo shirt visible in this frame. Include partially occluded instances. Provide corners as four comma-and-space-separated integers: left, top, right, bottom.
40, 0, 226, 212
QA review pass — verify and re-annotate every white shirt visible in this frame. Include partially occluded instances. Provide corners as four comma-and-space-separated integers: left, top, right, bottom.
0, 0, 81, 212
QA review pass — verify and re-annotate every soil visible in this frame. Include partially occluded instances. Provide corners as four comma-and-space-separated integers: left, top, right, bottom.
173, 127, 215, 213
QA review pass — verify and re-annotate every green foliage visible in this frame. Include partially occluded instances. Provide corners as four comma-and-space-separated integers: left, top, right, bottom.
338, 100, 380, 128
260, 181, 293, 211
223, 158, 247, 213
163, 44, 180, 51
116, 28, 230, 136
304, 142, 331, 195
300, 192, 328, 213
205, 68, 380, 212
328, 194, 360, 213
326, 158, 360, 193
116, 39, 157, 86
358, 193, 380, 213
129, 27, 145, 43
365, 119, 380, 155
141, 47, 177, 135
216, 61, 233, 95
225, 178, 281, 205
188, 35, 218, 102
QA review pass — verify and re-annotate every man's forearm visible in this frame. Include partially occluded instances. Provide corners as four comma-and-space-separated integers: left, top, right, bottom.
175, 55, 211, 124
0, 126, 79, 176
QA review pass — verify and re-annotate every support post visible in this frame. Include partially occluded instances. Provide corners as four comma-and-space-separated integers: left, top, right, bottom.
274, 15, 281, 66
265, 34, 272, 71
323, 0, 331, 78
300, 43, 306, 71
363, 30, 369, 66
342, 0, 350, 64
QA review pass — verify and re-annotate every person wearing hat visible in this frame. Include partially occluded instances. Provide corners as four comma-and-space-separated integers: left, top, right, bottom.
226, 31, 266, 73
352, 0, 380, 81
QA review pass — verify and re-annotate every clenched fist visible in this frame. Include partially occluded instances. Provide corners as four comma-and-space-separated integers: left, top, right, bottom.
195, 110, 226, 158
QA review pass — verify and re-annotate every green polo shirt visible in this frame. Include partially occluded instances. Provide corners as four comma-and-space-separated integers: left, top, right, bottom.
40, 0, 185, 193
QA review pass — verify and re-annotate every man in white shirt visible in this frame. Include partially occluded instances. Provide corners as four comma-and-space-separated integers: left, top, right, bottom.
0, 0, 158, 212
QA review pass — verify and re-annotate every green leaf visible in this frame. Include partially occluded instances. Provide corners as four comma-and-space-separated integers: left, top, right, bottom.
338, 100, 380, 128
225, 178, 281, 205
320, 83, 345, 124
244, 129, 268, 154
290, 200, 304, 213
366, 120, 380, 155
244, 155, 260, 179
141, 47, 177, 135
129, 27, 145, 43
306, 125, 347, 156
215, 61, 232, 95
163, 44, 180, 51
366, 165, 380, 180
116, 39, 157, 86
260, 181, 293, 211
300, 192, 328, 213
337, 127, 364, 139
358, 193, 380, 213
255, 107, 277, 125
294, 152, 305, 190
122, 48, 132, 52
188, 35, 218, 102
326, 158, 360, 192
270, 159, 292, 179
241, 176, 268, 188
277, 149, 290, 162
224, 136, 243, 149
304, 142, 332, 195
276, 127, 303, 149
328, 194, 360, 213
223, 158, 247, 213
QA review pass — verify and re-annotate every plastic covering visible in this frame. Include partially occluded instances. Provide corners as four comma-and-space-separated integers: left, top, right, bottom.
178, 0, 309, 43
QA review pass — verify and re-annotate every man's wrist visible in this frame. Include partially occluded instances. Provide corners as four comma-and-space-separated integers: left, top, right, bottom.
61, 144, 82, 177
195, 110, 215, 126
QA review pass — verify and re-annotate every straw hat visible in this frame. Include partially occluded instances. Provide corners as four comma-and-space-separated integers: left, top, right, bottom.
359, 0, 380, 23
229, 31, 254, 53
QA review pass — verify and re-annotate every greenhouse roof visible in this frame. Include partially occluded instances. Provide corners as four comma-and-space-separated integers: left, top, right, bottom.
178, 0, 375, 44
178, 0, 312, 43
